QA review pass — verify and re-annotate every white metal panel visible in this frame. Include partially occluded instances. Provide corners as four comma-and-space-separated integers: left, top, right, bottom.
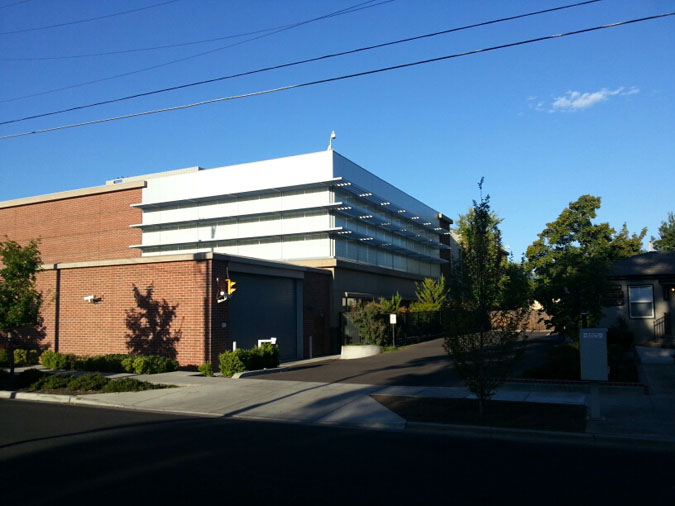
142, 150, 334, 205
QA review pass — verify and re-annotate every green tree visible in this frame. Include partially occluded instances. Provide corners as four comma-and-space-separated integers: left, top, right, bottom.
409, 276, 446, 312
444, 182, 527, 416
498, 258, 533, 311
526, 195, 645, 339
652, 212, 675, 252
0, 238, 43, 375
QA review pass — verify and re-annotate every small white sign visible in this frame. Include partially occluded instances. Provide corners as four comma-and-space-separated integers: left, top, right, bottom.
389, 314, 397, 325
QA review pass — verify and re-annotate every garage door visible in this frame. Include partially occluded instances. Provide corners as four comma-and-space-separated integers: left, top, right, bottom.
227, 272, 299, 361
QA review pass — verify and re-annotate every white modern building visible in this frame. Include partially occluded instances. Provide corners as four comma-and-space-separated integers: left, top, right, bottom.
123, 149, 451, 280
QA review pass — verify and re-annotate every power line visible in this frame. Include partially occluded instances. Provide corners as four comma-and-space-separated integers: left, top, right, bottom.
0, 0, 184, 35
1, 0, 603, 125
0, 0, 391, 103
0, 0, 36, 11
2, 1, 387, 61
1, 12, 672, 141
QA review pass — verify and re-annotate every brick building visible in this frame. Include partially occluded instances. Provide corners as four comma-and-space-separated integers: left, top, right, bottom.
0, 150, 451, 365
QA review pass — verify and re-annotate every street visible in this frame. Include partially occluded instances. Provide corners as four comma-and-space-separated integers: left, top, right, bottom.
1, 400, 673, 505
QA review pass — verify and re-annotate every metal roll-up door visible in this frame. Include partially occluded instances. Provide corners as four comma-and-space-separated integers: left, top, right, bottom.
227, 272, 298, 361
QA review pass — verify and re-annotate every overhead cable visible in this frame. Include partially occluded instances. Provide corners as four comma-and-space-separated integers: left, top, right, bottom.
0, 0, 391, 103
1, 12, 672, 141
0, 0, 184, 35
1, 0, 602, 125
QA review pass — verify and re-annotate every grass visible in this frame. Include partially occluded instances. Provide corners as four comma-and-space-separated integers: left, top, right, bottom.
372, 395, 587, 433
381, 344, 414, 353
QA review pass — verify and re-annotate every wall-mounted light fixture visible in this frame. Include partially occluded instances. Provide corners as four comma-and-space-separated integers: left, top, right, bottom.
83, 295, 102, 304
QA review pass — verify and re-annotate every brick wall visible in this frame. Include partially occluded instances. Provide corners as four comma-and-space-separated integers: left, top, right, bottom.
37, 258, 210, 366
0, 187, 142, 264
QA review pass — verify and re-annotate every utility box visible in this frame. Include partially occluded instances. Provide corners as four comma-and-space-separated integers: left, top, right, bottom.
580, 328, 608, 381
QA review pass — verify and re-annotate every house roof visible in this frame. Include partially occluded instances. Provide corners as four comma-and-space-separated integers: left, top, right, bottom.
610, 251, 675, 278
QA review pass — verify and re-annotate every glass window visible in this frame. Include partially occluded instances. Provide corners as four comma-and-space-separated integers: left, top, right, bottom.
629, 285, 654, 318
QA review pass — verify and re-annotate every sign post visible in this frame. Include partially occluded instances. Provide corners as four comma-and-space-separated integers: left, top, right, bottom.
580, 327, 608, 420
389, 313, 397, 348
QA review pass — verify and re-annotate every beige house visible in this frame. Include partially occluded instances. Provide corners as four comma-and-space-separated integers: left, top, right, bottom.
600, 252, 675, 343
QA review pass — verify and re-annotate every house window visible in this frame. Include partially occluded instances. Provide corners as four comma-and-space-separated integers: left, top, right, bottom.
628, 285, 654, 319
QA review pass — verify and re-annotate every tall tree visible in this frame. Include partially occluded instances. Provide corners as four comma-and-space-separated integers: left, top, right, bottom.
526, 195, 645, 339
444, 180, 527, 416
652, 212, 675, 252
0, 238, 43, 375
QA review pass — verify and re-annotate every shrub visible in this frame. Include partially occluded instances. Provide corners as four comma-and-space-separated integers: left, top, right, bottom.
0, 349, 40, 367
14, 349, 40, 366
40, 350, 177, 374
40, 351, 77, 371
198, 361, 213, 377
67, 373, 109, 392
219, 349, 248, 377
218, 345, 280, 376
74, 354, 127, 373
128, 355, 179, 375
31, 373, 71, 391
348, 302, 389, 345
39, 349, 56, 369
15, 368, 46, 388
102, 377, 166, 393
258, 343, 280, 369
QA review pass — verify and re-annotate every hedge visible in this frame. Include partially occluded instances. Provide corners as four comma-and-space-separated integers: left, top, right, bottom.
40, 350, 179, 375
218, 343, 280, 377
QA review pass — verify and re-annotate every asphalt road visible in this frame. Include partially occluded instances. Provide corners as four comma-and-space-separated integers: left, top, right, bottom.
2, 400, 673, 505
260, 333, 555, 386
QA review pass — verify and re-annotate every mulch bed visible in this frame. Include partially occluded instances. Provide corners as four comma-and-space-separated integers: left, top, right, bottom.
372, 395, 587, 433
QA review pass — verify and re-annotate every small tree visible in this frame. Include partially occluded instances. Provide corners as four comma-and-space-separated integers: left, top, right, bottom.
409, 276, 446, 312
444, 181, 526, 417
0, 238, 43, 375
652, 212, 675, 252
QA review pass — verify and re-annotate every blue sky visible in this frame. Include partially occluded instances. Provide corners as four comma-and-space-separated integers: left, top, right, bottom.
1, 0, 673, 259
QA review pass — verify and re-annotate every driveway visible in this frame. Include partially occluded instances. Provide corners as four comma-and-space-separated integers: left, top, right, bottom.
255, 332, 555, 387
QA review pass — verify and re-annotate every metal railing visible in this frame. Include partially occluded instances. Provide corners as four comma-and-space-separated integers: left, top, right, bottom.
654, 312, 671, 339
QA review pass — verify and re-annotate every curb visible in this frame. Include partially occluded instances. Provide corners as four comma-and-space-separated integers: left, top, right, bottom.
233, 367, 288, 379
405, 421, 675, 451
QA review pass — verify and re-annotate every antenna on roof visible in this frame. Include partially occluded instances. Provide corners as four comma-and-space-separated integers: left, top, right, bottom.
327, 131, 336, 150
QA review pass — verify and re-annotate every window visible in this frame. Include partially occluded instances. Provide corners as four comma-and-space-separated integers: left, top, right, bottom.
628, 285, 654, 318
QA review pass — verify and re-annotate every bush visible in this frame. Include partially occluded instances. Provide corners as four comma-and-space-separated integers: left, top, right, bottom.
40, 350, 177, 374
219, 349, 248, 377
31, 373, 71, 391
127, 355, 179, 375
198, 361, 213, 377
14, 349, 40, 366
40, 350, 77, 371
66, 373, 109, 392
218, 344, 280, 376
74, 354, 128, 373
101, 377, 163, 393
0, 349, 40, 367
15, 368, 46, 388
348, 302, 389, 345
